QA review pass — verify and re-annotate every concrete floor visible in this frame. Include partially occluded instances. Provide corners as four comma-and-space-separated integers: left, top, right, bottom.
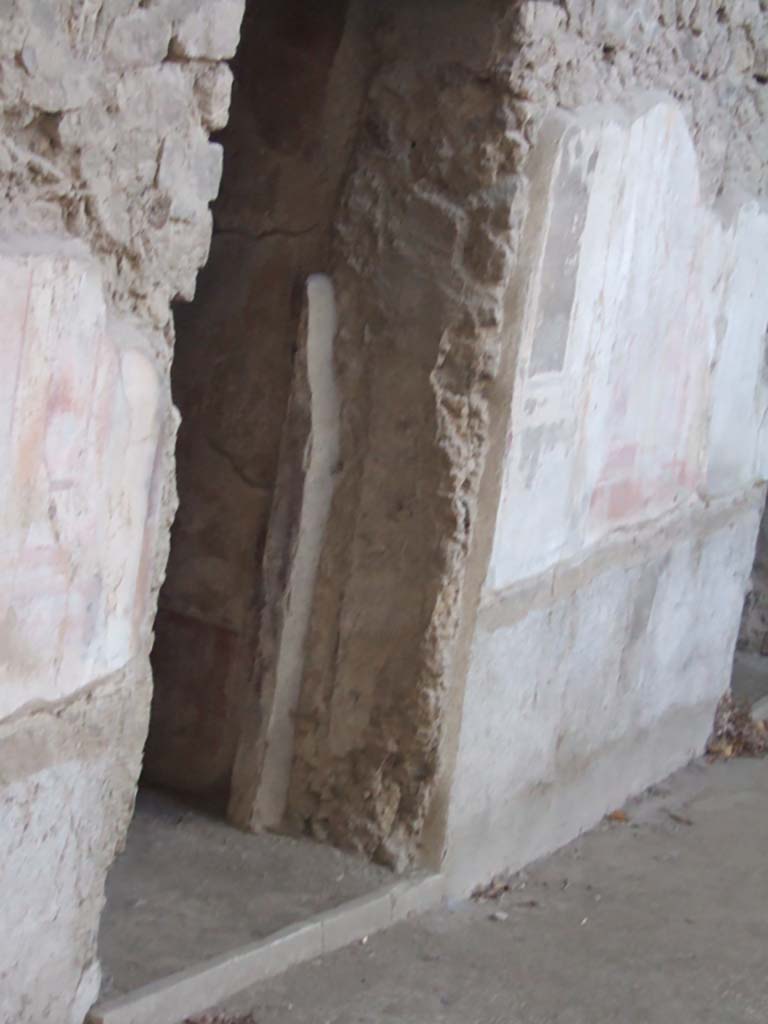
211, 756, 768, 1024
99, 788, 389, 997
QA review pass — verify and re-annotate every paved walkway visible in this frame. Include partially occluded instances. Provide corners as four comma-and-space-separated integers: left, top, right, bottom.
211, 756, 768, 1024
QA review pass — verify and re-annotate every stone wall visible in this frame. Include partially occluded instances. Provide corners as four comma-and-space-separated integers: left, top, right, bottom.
444, 94, 768, 892
279, 0, 522, 868
0, 2, 243, 1020
278, 0, 768, 880
1, 0, 767, 1015
440, 0, 768, 889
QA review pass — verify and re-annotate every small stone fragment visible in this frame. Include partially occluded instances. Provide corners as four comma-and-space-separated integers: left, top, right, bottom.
19, 44, 37, 75
194, 64, 234, 132
105, 9, 172, 69
171, 0, 245, 60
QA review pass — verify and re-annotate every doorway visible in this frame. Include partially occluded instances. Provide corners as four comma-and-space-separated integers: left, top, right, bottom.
97, 0, 388, 999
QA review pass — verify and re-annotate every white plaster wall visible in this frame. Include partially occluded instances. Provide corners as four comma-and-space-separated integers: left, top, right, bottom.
446, 98, 768, 894
707, 206, 768, 495
0, 2, 242, 1017
0, 660, 151, 1024
0, 241, 165, 719
487, 101, 768, 592
0, 239, 168, 1021
446, 507, 759, 893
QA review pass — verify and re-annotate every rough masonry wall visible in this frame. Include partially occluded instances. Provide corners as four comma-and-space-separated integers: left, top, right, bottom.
0, 2, 243, 1020
284, 0, 525, 868
283, 0, 768, 876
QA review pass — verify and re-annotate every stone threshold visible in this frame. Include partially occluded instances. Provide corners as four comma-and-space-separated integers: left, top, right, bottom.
87, 873, 445, 1024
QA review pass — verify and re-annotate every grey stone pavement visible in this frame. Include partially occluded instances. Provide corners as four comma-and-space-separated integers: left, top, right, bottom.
209, 755, 768, 1024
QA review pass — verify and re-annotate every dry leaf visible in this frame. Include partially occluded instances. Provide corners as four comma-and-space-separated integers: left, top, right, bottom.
707, 694, 768, 760
473, 875, 511, 901
606, 809, 629, 823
